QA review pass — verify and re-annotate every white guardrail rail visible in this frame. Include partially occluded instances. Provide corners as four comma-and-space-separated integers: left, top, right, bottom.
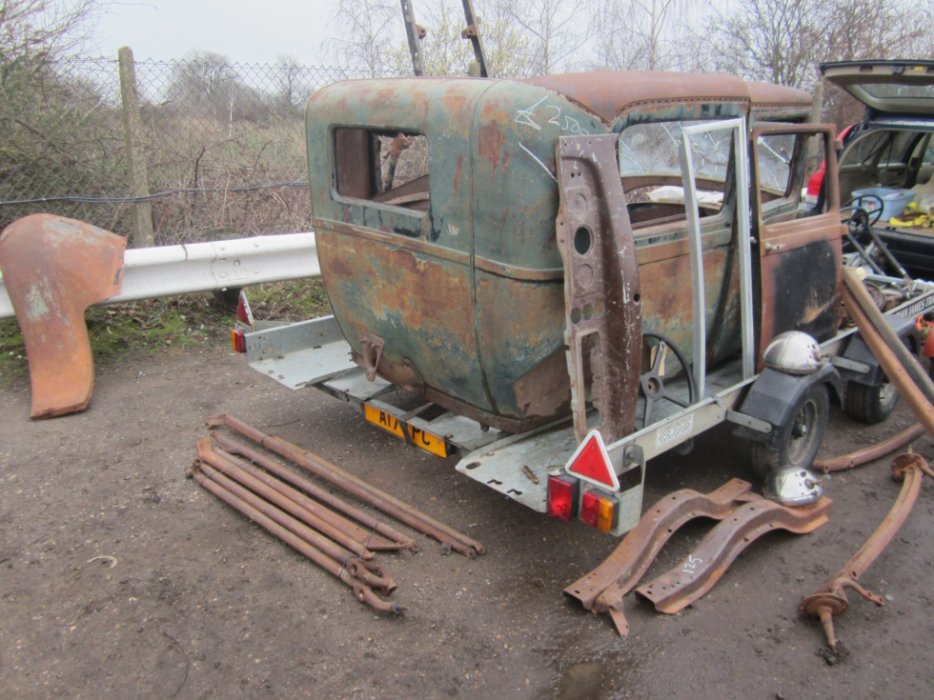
0, 232, 319, 320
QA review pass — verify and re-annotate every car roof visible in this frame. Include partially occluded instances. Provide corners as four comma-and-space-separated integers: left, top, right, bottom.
820, 60, 934, 116
524, 71, 812, 123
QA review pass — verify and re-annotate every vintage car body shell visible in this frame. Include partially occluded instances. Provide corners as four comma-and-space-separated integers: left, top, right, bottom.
305, 72, 817, 432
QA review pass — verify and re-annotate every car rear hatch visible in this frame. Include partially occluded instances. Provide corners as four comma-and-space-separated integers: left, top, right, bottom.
820, 60, 934, 117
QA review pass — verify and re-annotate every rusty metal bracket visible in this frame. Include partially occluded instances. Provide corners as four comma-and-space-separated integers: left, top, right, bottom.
565, 478, 753, 636
359, 334, 385, 382
800, 452, 932, 651
0, 214, 125, 418
637, 496, 832, 614
556, 135, 642, 444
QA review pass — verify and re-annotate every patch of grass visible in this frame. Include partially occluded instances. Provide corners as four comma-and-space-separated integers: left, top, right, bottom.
0, 277, 330, 384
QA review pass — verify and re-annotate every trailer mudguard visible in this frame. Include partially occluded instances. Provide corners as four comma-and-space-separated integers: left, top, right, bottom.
736, 364, 842, 445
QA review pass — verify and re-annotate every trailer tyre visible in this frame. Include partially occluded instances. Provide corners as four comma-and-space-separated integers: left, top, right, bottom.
844, 380, 898, 424
751, 383, 829, 474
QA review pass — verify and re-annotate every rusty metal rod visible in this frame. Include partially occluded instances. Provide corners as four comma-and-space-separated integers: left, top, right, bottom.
814, 422, 925, 473
842, 284, 934, 435
197, 460, 395, 593
208, 414, 485, 557
844, 268, 934, 406
800, 452, 933, 650
191, 466, 403, 615
212, 431, 416, 552
197, 439, 375, 560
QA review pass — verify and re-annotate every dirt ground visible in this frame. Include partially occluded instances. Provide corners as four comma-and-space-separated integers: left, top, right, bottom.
1, 345, 932, 700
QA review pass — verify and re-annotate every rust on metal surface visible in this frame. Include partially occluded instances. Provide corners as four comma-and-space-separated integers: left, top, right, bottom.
191, 464, 403, 615
841, 278, 934, 434
555, 134, 642, 443
800, 452, 933, 650
0, 214, 125, 418
564, 478, 752, 637
197, 459, 395, 594
814, 423, 924, 473
211, 432, 416, 552
208, 414, 485, 557
197, 439, 379, 559
637, 496, 831, 614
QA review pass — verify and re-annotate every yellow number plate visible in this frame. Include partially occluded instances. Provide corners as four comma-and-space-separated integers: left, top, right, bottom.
363, 404, 449, 458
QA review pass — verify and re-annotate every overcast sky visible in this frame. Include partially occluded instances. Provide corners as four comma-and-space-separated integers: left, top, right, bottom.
89, 0, 338, 64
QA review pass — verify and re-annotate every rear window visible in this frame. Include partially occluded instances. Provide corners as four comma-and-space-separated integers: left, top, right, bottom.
333, 127, 430, 211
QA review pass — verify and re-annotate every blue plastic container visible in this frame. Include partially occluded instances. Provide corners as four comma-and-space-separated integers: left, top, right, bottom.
851, 187, 915, 222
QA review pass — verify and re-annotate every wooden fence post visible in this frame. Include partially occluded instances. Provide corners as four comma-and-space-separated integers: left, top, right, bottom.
118, 46, 155, 248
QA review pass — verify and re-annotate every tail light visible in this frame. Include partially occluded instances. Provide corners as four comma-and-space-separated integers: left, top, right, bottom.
230, 328, 247, 353
580, 490, 618, 533
547, 474, 578, 521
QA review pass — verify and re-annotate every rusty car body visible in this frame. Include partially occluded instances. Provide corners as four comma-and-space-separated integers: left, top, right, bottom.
241, 70, 934, 535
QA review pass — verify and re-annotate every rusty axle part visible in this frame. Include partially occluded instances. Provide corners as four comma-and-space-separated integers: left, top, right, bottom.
212, 431, 416, 552
800, 452, 933, 651
637, 497, 831, 614
814, 422, 925, 473
564, 478, 753, 636
191, 466, 403, 615
196, 439, 376, 561
196, 460, 394, 593
208, 414, 485, 557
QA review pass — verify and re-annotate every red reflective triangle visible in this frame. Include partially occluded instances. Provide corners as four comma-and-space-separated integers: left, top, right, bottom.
565, 430, 620, 491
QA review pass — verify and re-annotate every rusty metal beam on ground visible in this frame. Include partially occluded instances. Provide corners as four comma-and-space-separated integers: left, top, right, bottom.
637, 497, 832, 614
0, 214, 126, 418
564, 478, 753, 636
800, 452, 932, 650
197, 459, 394, 593
191, 465, 403, 615
814, 423, 925, 473
212, 432, 417, 552
208, 414, 485, 557
197, 439, 379, 560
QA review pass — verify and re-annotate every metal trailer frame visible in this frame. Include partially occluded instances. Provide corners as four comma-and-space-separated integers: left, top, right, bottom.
242, 277, 934, 537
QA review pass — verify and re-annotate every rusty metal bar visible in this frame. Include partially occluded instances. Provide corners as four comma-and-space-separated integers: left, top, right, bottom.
637, 497, 832, 614
842, 284, 934, 435
197, 439, 378, 560
814, 422, 924, 473
800, 453, 933, 650
191, 466, 403, 615
212, 432, 416, 552
197, 460, 395, 593
844, 268, 934, 405
208, 414, 485, 557
565, 478, 753, 636
555, 134, 642, 443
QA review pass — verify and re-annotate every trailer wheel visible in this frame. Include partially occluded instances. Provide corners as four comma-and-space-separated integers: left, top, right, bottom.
751, 383, 829, 473
844, 380, 898, 424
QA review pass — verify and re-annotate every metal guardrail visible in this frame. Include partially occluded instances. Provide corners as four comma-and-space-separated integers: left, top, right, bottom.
0, 232, 319, 320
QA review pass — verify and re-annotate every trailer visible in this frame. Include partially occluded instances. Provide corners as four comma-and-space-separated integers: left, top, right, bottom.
236, 70, 934, 536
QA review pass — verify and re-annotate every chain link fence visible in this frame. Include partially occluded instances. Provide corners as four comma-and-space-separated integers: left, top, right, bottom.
0, 54, 355, 244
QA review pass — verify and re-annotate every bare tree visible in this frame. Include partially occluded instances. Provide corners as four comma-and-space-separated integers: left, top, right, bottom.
705, 0, 820, 88
326, 0, 401, 78
0, 0, 98, 65
592, 0, 692, 71
507, 0, 591, 73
